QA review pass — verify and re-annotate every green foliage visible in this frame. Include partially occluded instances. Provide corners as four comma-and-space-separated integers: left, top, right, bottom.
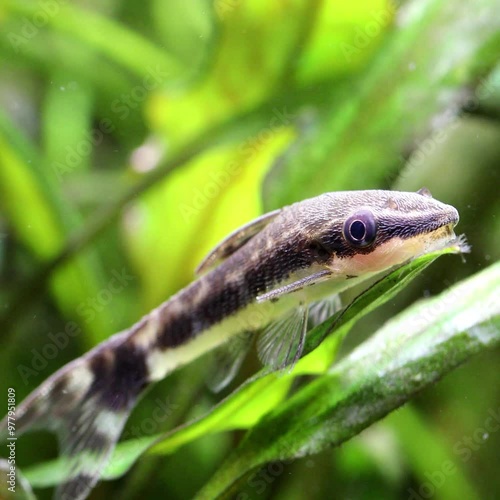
0, 0, 499, 499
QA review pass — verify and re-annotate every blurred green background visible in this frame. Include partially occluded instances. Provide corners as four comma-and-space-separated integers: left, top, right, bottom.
0, 0, 499, 498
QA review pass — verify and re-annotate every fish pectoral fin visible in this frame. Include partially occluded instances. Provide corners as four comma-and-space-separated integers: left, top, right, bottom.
256, 270, 333, 303
257, 304, 308, 371
207, 331, 254, 393
195, 209, 281, 275
307, 294, 342, 327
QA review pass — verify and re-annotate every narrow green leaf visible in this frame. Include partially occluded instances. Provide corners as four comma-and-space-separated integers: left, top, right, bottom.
4, 0, 182, 81
388, 408, 481, 500
264, 0, 500, 207
147, 0, 316, 145
43, 70, 93, 175
0, 112, 122, 345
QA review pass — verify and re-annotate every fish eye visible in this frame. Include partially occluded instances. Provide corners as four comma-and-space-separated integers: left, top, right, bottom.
343, 209, 377, 247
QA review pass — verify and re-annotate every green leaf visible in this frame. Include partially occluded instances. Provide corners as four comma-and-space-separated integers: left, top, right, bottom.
151, 0, 214, 68
387, 407, 481, 500
147, 0, 315, 145
0, 111, 122, 345
43, 70, 93, 175
4, 0, 182, 81
196, 260, 499, 498
295, 0, 391, 84
264, 0, 500, 208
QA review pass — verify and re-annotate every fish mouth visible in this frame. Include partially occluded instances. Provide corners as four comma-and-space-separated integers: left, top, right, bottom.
428, 222, 456, 244
427, 222, 470, 254
441, 207, 470, 252
443, 222, 456, 238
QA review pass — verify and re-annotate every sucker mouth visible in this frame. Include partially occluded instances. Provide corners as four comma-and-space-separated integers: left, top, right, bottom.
444, 222, 455, 237
433, 223, 455, 241
431, 224, 470, 254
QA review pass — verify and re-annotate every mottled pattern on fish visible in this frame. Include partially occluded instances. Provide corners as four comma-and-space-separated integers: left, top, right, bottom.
0, 189, 463, 499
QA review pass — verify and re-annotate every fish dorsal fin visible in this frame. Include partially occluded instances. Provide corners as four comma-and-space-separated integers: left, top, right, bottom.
257, 304, 308, 371
207, 331, 254, 393
195, 209, 281, 275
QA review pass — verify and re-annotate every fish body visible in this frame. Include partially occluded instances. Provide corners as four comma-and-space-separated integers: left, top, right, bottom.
0, 189, 463, 499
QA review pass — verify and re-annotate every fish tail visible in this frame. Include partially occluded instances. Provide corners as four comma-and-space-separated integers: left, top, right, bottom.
0, 321, 152, 499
